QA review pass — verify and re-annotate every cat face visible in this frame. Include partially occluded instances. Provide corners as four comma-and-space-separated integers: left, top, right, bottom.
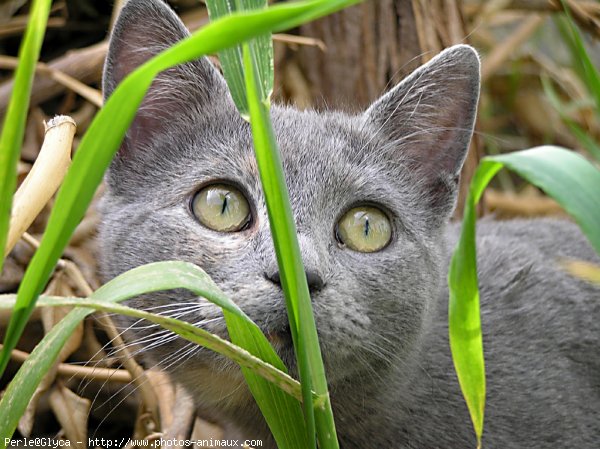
99, 0, 479, 397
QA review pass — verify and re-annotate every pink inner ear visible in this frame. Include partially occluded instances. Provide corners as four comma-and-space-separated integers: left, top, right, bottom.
103, 0, 191, 99
364, 45, 479, 183
111, 41, 156, 88
119, 110, 162, 161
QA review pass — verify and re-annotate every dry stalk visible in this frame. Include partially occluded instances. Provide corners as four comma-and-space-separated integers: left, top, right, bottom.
0, 56, 103, 107
559, 259, 600, 284
19, 233, 160, 423
273, 33, 327, 51
481, 14, 548, 81
5, 115, 75, 257
4, 345, 132, 382
506, 0, 600, 37
0, 17, 66, 38
160, 384, 195, 445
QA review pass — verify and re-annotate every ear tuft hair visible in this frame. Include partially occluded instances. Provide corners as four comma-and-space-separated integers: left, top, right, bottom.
103, 0, 229, 162
364, 44, 480, 220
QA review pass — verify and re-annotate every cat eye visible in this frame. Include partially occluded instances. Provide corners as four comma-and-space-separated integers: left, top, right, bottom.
192, 184, 251, 232
336, 206, 392, 253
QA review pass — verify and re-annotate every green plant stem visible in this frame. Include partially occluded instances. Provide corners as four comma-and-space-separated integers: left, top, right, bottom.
0, 0, 51, 271
0, 294, 304, 401
205, 0, 273, 114
0, 0, 363, 380
243, 45, 338, 449
0, 261, 303, 445
449, 145, 600, 445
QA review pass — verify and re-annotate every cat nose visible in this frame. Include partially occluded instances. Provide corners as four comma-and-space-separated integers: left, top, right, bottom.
266, 270, 325, 292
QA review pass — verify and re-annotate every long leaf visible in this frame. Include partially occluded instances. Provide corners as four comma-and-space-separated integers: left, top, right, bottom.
0, 293, 303, 401
448, 145, 600, 445
555, 2, 600, 115
0, 0, 362, 379
0, 261, 304, 444
244, 44, 339, 449
205, 0, 273, 114
541, 73, 600, 161
0, 0, 52, 271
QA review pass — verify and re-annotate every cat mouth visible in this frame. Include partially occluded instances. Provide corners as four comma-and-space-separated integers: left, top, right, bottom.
265, 328, 292, 347
264, 325, 296, 369
264, 324, 293, 347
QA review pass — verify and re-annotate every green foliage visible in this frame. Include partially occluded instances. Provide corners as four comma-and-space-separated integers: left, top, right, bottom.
0, 0, 361, 380
541, 75, 600, 161
449, 145, 600, 445
0, 262, 304, 445
0, 0, 359, 446
453, 9, 600, 442
205, 0, 273, 115
5, 1, 598, 448
544, 2, 600, 160
555, 4, 600, 113
0, 0, 51, 272
243, 42, 338, 448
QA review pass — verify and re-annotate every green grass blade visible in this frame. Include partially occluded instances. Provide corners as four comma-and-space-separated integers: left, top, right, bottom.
0, 0, 363, 378
242, 43, 313, 447
489, 147, 600, 254
541, 72, 600, 161
244, 44, 337, 449
205, 0, 273, 113
0, 0, 52, 271
449, 145, 600, 445
448, 159, 502, 446
0, 294, 303, 402
0, 261, 306, 446
564, 122, 600, 161
556, 1, 600, 114
0, 307, 90, 443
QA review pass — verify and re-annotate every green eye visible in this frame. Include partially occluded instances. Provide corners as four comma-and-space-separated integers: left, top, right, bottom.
192, 184, 251, 232
337, 206, 392, 253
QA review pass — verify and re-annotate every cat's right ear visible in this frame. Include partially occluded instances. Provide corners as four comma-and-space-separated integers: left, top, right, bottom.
103, 0, 229, 159
363, 45, 480, 222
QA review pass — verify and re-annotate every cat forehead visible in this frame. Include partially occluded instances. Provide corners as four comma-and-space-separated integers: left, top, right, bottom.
184, 104, 396, 189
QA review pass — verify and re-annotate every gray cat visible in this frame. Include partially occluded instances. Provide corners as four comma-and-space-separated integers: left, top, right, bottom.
99, 0, 600, 447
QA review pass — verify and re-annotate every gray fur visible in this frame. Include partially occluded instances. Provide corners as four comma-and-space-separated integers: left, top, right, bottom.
99, 1, 600, 447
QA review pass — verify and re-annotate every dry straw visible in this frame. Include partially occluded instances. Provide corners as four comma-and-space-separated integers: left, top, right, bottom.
5, 115, 75, 256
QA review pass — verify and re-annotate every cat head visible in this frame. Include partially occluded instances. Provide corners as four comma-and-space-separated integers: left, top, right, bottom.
100, 0, 479, 406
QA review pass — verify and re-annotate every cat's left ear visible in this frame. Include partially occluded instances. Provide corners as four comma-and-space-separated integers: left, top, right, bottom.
102, 0, 230, 164
364, 45, 480, 218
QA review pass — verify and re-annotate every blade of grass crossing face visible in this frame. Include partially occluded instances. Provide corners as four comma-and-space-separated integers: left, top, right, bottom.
0, 0, 363, 378
449, 145, 600, 445
0, 0, 52, 271
244, 45, 339, 449
224, 313, 308, 449
205, 0, 273, 114
0, 262, 306, 447
242, 43, 316, 448
0, 294, 304, 402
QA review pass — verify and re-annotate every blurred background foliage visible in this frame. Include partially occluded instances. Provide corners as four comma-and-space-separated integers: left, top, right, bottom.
0, 0, 598, 446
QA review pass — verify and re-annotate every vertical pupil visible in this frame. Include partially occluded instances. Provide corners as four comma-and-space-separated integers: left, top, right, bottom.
221, 193, 229, 215
364, 216, 370, 237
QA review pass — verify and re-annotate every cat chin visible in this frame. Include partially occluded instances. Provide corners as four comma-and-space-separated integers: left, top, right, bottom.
172, 360, 254, 418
